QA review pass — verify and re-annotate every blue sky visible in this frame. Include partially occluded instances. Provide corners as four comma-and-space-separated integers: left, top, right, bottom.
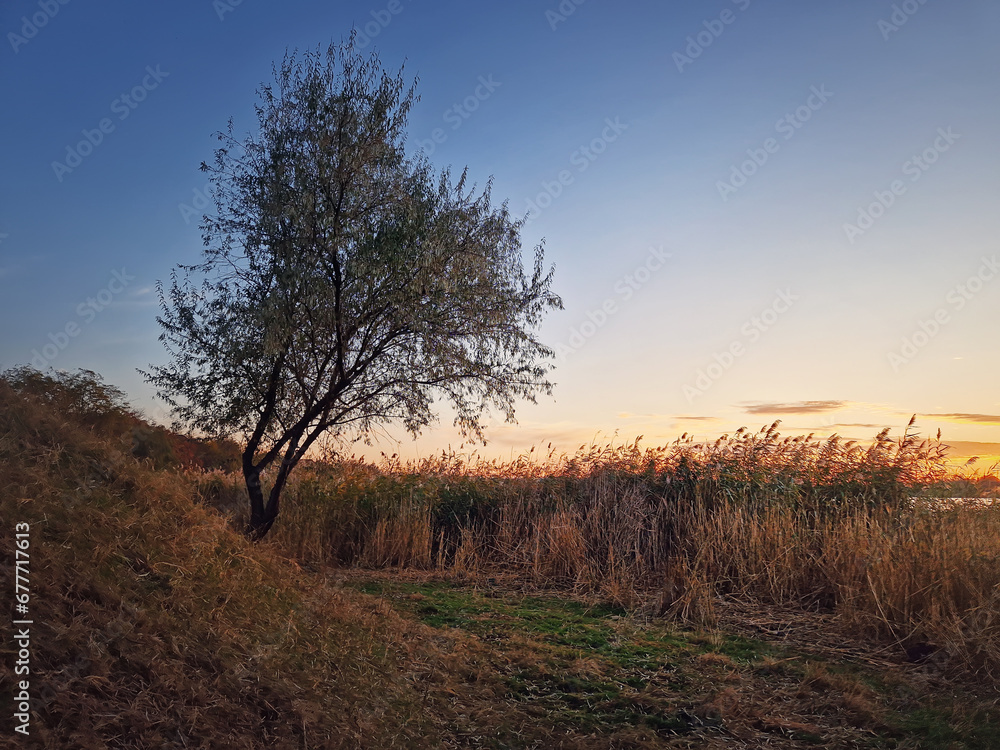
2, 0, 998, 462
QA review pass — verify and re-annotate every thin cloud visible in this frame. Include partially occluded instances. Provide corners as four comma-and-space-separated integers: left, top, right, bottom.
743, 400, 846, 415
928, 413, 1000, 425
615, 412, 678, 422
942, 440, 1000, 456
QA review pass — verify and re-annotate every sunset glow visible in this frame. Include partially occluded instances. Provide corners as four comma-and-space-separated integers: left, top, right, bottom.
2, 0, 997, 466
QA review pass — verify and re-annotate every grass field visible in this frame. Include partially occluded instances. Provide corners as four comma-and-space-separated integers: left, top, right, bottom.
2, 369, 999, 748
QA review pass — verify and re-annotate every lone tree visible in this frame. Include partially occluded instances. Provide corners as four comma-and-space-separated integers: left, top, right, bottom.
144, 39, 561, 540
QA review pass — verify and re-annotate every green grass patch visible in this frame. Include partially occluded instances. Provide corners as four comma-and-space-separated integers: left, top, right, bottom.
346, 578, 758, 734
349, 576, 1000, 747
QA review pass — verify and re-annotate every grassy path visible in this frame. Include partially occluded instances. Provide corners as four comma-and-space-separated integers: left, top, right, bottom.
342, 572, 1000, 749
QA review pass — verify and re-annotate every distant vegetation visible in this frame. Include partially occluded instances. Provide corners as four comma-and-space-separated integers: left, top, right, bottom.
2, 366, 241, 472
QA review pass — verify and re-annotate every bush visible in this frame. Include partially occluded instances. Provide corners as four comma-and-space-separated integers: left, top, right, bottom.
1, 366, 242, 471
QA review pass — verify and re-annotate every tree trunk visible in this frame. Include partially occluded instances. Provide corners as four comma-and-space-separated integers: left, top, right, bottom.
243, 451, 297, 541
244, 442, 283, 543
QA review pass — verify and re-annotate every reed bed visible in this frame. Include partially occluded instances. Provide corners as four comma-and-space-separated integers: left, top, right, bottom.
261, 422, 1000, 675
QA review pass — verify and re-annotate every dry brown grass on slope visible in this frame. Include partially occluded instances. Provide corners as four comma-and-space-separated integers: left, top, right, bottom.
0, 381, 449, 749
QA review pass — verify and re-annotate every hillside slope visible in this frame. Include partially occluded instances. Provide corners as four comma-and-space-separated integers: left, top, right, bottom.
0, 378, 456, 748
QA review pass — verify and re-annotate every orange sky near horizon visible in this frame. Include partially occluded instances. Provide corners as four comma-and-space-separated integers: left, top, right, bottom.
348, 401, 1000, 473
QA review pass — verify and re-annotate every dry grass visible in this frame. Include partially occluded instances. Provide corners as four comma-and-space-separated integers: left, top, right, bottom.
2, 370, 999, 747
0, 378, 460, 748
266, 425, 1000, 677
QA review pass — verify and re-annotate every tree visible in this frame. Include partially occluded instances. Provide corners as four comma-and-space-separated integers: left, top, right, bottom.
143, 38, 562, 539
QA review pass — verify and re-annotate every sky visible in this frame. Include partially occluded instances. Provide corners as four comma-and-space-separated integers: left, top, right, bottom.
1, 0, 998, 465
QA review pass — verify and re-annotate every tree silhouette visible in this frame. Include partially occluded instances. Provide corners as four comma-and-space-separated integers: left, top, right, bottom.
144, 37, 561, 539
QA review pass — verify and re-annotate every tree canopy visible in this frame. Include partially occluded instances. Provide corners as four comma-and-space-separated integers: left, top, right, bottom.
143, 37, 562, 538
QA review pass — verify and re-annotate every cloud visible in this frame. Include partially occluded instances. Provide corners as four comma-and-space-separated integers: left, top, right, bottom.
673, 415, 719, 422
927, 413, 1000, 426
484, 420, 608, 450
743, 400, 846, 415
941, 440, 1000, 457
615, 412, 678, 422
